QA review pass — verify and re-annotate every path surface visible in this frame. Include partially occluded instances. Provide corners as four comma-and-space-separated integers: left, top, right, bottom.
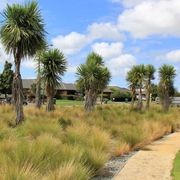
115, 132, 180, 180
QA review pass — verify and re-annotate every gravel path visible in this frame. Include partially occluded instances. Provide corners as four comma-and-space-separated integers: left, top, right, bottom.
92, 151, 137, 180
115, 132, 180, 180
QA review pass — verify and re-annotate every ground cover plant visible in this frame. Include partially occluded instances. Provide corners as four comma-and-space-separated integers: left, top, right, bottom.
172, 151, 180, 180
0, 104, 179, 179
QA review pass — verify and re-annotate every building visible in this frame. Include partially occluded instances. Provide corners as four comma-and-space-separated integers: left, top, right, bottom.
22, 79, 112, 100
135, 89, 147, 100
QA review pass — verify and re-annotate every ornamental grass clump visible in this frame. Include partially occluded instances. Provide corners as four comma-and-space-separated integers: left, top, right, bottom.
0, 104, 179, 178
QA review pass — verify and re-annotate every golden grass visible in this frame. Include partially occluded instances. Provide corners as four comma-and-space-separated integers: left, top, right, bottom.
0, 104, 179, 178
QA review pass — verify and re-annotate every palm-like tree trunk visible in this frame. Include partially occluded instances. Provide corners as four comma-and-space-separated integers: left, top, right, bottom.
35, 60, 41, 109
146, 81, 151, 110
162, 87, 170, 112
46, 83, 55, 112
12, 54, 24, 125
131, 87, 136, 109
100, 92, 103, 105
85, 89, 95, 112
35, 75, 41, 108
137, 83, 143, 110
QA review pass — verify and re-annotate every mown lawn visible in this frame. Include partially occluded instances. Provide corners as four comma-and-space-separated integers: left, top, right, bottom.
172, 151, 180, 180
56, 99, 83, 106
56, 99, 119, 106
0, 104, 179, 179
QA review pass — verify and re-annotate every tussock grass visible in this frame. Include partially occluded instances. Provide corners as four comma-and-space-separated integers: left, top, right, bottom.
0, 104, 179, 178
43, 161, 91, 180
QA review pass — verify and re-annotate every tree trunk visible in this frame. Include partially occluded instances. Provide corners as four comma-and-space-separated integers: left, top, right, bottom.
163, 91, 170, 112
131, 87, 135, 109
12, 55, 24, 125
46, 84, 55, 112
84, 89, 95, 112
42, 81, 45, 104
100, 92, 103, 105
137, 84, 143, 110
35, 60, 41, 109
92, 92, 97, 107
146, 81, 151, 110
5, 93, 7, 100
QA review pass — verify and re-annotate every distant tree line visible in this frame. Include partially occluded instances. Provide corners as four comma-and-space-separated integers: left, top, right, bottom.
126, 64, 176, 112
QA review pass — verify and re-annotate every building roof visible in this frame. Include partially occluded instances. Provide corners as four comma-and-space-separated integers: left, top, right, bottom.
22, 79, 129, 93
22, 79, 77, 91
58, 83, 76, 91
22, 79, 36, 89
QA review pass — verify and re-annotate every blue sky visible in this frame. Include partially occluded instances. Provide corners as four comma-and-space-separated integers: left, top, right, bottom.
0, 0, 180, 90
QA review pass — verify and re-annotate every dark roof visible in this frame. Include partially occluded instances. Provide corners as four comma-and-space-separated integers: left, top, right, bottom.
22, 79, 77, 91
22, 79, 36, 89
58, 83, 76, 91
22, 79, 124, 93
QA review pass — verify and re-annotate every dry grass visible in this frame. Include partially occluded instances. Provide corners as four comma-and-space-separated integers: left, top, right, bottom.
0, 104, 179, 178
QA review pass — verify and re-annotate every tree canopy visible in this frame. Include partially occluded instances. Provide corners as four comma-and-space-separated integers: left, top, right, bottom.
76, 52, 111, 111
40, 49, 67, 111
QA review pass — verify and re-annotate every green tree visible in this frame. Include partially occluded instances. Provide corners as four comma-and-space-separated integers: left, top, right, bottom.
0, 61, 13, 99
174, 89, 180, 97
158, 64, 176, 112
127, 65, 146, 110
151, 83, 158, 100
76, 52, 111, 112
0, 1, 46, 124
110, 88, 131, 102
134, 65, 146, 110
35, 50, 45, 109
126, 67, 138, 108
40, 49, 67, 111
145, 65, 156, 109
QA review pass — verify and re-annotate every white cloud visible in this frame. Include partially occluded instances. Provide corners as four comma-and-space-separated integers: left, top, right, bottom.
67, 66, 77, 73
91, 42, 136, 77
92, 42, 123, 58
111, 0, 149, 7
88, 22, 122, 41
52, 0, 180, 55
52, 22, 122, 55
0, 42, 13, 64
106, 54, 136, 76
0, 42, 8, 63
22, 59, 36, 69
118, 0, 180, 38
165, 50, 180, 62
52, 32, 89, 55
158, 49, 180, 62
0, 41, 36, 69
